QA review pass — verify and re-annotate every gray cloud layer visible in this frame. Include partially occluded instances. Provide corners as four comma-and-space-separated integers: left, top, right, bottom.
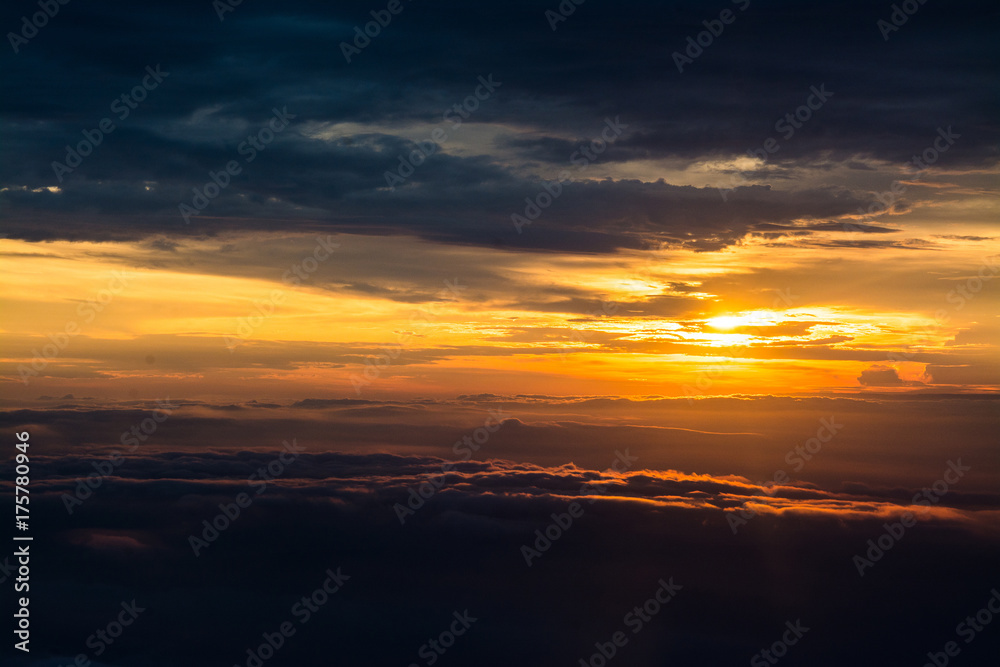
2, 0, 996, 251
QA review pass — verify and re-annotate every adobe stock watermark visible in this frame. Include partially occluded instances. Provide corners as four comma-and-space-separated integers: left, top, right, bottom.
340, 0, 414, 63
545, 0, 587, 31
47, 600, 146, 665
942, 255, 999, 313
18, 270, 133, 385
7, 0, 71, 54
232, 567, 349, 667
718, 84, 834, 201
852, 459, 970, 576
556, 298, 623, 361
512, 116, 627, 234
188, 440, 305, 556
882, 253, 997, 370
179, 106, 296, 224
521, 449, 638, 567
224, 235, 339, 351
728, 417, 844, 534
384, 75, 501, 191
672, 0, 751, 73
349, 278, 466, 394
394, 408, 511, 524
750, 620, 810, 667
214, 0, 244, 21
62, 398, 177, 514
850, 126, 959, 222
682, 287, 798, 401
577, 578, 682, 667
558, 245, 689, 360
408, 610, 478, 667
51, 65, 169, 182
921, 588, 1000, 667
877, 0, 930, 41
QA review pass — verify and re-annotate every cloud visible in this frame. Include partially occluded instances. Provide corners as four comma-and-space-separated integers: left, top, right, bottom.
924, 364, 1000, 386
8, 446, 999, 667
1, 0, 996, 251
5, 394, 999, 495
857, 364, 924, 387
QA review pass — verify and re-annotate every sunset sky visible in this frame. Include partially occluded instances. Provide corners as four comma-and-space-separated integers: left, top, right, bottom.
1, 0, 997, 401
2, 1, 999, 666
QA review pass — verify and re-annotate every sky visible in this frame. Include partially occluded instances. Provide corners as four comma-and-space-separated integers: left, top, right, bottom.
1, 0, 999, 666
1, 0, 998, 400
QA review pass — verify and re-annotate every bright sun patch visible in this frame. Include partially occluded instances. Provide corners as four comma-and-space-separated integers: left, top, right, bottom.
706, 311, 778, 330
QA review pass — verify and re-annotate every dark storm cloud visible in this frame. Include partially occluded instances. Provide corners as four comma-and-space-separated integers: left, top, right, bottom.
754, 221, 900, 234
1, 0, 997, 250
0, 160, 870, 253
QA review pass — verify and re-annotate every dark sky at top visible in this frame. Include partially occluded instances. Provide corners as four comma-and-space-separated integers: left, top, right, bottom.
2, 0, 997, 251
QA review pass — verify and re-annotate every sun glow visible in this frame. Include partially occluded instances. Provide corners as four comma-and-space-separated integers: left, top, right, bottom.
706, 311, 779, 330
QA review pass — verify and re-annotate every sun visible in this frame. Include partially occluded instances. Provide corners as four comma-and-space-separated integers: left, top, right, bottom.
706, 315, 745, 330
706, 311, 778, 330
